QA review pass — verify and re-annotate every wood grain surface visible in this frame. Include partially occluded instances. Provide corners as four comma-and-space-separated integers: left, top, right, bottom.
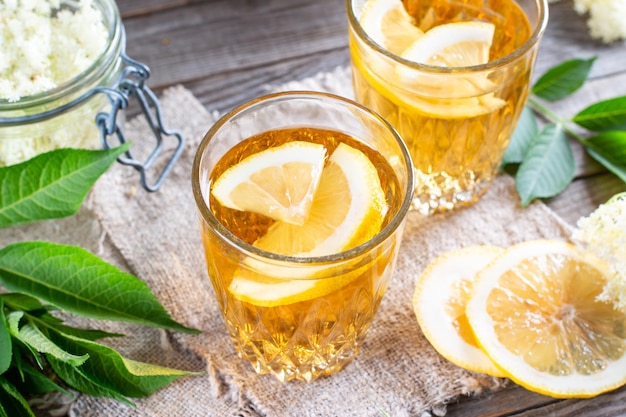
114, 0, 626, 415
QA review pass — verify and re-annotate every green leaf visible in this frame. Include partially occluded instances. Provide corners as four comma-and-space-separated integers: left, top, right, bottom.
503, 106, 539, 164
0, 145, 129, 229
42, 322, 124, 341
0, 299, 11, 374
46, 357, 133, 406
8, 363, 71, 396
583, 131, 626, 183
531, 57, 596, 101
572, 96, 626, 132
0, 241, 199, 334
515, 124, 575, 206
1, 293, 49, 316
6, 312, 88, 367
0, 376, 35, 417
10, 339, 25, 381
47, 330, 198, 399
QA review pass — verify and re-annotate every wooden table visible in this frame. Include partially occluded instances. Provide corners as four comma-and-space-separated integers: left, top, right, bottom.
115, 1, 626, 415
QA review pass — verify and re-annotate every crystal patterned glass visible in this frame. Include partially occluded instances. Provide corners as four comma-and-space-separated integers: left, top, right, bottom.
191, 91, 413, 382
348, 0, 549, 214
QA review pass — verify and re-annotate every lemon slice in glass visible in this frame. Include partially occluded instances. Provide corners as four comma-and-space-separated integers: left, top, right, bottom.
229, 142, 388, 307
211, 141, 326, 225
467, 240, 626, 398
396, 21, 506, 117
413, 245, 506, 377
359, 0, 424, 54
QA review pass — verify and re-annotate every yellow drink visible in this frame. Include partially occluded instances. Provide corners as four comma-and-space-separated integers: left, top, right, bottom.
192, 92, 413, 382
348, 0, 548, 213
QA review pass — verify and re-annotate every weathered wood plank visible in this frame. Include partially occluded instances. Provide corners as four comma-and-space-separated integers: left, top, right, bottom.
121, 0, 349, 89
447, 384, 626, 417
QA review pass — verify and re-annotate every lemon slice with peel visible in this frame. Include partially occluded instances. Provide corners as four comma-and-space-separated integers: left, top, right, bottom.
413, 245, 506, 377
211, 141, 326, 225
401, 21, 495, 67
359, 0, 424, 55
397, 21, 506, 117
467, 240, 626, 398
229, 142, 388, 307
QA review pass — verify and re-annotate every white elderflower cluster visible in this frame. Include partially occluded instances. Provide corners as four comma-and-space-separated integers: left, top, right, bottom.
0, 0, 110, 167
573, 193, 626, 312
573, 0, 626, 43
0, 0, 108, 102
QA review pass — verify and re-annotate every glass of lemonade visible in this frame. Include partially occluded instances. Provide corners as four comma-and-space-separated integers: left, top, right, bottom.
347, 0, 548, 214
191, 91, 414, 383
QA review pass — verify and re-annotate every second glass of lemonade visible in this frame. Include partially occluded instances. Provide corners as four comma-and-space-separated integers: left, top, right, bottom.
192, 91, 414, 383
348, 0, 548, 214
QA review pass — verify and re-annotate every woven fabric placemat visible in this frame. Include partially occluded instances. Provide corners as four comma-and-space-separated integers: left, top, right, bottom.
2, 69, 575, 417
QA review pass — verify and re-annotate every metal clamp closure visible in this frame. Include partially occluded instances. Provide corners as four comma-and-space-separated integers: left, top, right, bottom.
95, 54, 185, 192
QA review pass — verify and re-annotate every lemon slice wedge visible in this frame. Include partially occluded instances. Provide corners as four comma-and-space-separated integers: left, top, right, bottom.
229, 142, 388, 307
211, 141, 326, 225
467, 240, 626, 398
359, 0, 424, 54
413, 246, 506, 377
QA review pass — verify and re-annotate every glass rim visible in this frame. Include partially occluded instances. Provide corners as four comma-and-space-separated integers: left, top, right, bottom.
0, 0, 123, 111
346, 0, 549, 73
191, 90, 415, 267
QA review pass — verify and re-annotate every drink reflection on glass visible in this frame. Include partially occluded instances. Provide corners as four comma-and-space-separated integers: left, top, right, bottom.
347, 0, 548, 214
191, 91, 414, 383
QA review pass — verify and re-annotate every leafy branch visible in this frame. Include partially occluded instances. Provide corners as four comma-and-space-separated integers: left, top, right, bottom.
0, 146, 201, 416
503, 57, 626, 206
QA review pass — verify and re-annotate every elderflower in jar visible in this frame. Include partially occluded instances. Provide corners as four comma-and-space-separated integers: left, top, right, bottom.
0, 0, 183, 191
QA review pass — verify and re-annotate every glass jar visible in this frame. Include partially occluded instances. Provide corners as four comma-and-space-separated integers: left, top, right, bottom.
0, 0, 183, 191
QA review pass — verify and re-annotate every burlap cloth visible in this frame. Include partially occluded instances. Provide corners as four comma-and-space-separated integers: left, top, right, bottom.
1, 67, 575, 417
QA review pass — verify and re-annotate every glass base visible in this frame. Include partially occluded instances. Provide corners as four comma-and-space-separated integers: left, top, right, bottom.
411, 170, 494, 215
240, 345, 360, 383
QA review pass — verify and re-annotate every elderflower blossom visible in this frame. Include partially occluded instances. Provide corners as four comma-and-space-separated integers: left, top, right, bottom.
0, 0, 108, 101
573, 0, 626, 43
0, 0, 110, 167
573, 193, 626, 312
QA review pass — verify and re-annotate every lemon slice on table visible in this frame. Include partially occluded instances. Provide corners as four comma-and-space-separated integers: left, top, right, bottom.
211, 141, 326, 225
359, 0, 424, 54
229, 142, 389, 307
396, 21, 506, 117
413, 246, 506, 377
467, 240, 626, 398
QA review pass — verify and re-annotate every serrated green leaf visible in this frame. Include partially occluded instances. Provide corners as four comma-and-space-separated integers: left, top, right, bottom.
0, 241, 199, 334
6, 312, 24, 334
531, 57, 596, 101
583, 131, 626, 183
46, 357, 133, 406
0, 145, 129, 229
0, 376, 35, 417
6, 312, 88, 367
47, 330, 198, 399
503, 106, 540, 164
572, 96, 626, 132
0, 299, 11, 375
515, 124, 575, 206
